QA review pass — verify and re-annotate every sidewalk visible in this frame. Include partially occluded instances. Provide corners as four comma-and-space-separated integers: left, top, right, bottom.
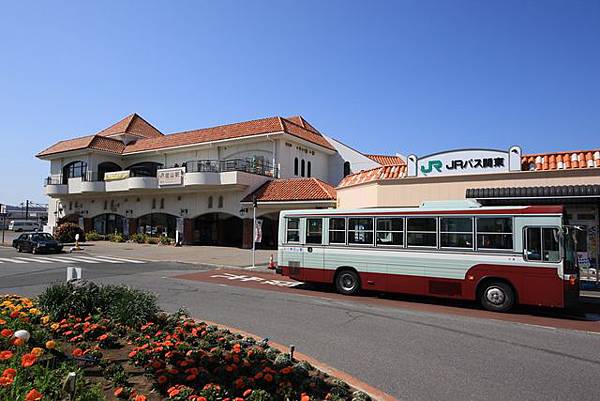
75, 240, 276, 269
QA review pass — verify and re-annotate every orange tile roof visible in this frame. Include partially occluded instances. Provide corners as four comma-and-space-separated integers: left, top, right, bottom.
364, 154, 405, 165
37, 114, 333, 157
521, 150, 600, 171
242, 178, 337, 202
96, 113, 163, 138
37, 134, 125, 157
338, 164, 407, 188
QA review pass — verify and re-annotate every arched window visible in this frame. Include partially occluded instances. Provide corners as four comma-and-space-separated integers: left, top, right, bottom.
160, 198, 165, 209
343, 161, 351, 177
208, 196, 213, 209
218, 196, 224, 208
126, 162, 163, 177
62, 161, 87, 184
152, 198, 156, 209
294, 158, 299, 175
301, 159, 305, 177
307, 161, 312, 178
97, 162, 121, 181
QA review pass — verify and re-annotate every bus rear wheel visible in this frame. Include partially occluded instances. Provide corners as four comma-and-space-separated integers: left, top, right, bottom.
479, 281, 515, 312
335, 270, 361, 295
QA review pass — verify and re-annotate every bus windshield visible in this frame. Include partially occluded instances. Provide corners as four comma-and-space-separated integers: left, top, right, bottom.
562, 227, 578, 274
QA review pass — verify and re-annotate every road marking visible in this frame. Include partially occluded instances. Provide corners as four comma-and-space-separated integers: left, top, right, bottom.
33, 256, 90, 264
209, 272, 301, 287
73, 256, 122, 263
55, 256, 100, 264
90, 256, 145, 264
13, 257, 54, 264
0, 257, 28, 264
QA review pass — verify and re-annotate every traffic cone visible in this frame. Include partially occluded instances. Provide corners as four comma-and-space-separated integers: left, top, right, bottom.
268, 254, 276, 270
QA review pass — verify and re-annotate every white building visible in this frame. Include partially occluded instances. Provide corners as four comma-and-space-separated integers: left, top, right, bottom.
38, 113, 399, 248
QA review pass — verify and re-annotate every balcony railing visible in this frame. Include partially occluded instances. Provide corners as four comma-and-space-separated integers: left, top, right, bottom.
43, 159, 277, 188
183, 159, 276, 177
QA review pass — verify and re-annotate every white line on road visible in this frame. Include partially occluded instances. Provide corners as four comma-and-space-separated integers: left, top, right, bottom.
71, 256, 122, 263
13, 257, 54, 264
31, 256, 90, 264
89, 256, 145, 264
0, 257, 28, 264
53, 256, 100, 264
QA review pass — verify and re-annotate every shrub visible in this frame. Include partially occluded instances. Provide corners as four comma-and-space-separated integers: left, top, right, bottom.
146, 236, 159, 244
85, 231, 103, 241
159, 236, 173, 246
54, 222, 85, 243
129, 232, 147, 244
107, 233, 125, 243
38, 281, 159, 327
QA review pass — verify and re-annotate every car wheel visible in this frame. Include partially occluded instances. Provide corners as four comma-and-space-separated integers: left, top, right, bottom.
32, 247, 37, 254
480, 281, 515, 312
17, 246, 22, 253
335, 269, 361, 295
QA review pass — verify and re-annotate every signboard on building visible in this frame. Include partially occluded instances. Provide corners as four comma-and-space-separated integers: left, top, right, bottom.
158, 168, 185, 186
104, 170, 131, 181
407, 147, 522, 177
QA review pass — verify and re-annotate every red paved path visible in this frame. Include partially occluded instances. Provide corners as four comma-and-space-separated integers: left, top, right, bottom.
175, 268, 600, 333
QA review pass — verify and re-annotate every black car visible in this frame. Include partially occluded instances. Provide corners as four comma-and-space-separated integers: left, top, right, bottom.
12, 232, 63, 254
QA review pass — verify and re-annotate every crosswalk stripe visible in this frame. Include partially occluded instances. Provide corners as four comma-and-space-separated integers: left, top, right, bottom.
58, 256, 101, 264
91, 256, 145, 264
30, 256, 87, 264
14, 257, 54, 264
0, 257, 29, 264
73, 256, 121, 264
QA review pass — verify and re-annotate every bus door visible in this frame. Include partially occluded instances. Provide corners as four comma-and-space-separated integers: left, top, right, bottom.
303, 217, 325, 282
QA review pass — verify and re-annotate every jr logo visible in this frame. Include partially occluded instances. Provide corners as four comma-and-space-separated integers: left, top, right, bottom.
420, 160, 443, 176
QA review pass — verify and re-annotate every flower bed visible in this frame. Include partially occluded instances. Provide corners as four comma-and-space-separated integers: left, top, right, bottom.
1, 283, 371, 401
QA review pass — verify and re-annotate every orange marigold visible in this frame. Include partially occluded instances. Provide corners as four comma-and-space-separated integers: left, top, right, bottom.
0, 375, 14, 387
25, 388, 43, 401
0, 350, 13, 360
45, 340, 56, 350
21, 353, 37, 368
0, 328, 14, 338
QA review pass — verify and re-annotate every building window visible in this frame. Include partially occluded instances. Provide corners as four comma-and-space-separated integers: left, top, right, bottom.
440, 217, 473, 248
62, 161, 88, 184
376, 218, 403, 246
301, 159, 305, 177
476, 217, 513, 250
208, 196, 213, 209
152, 198, 156, 209
160, 198, 165, 209
407, 217, 437, 247
103, 200, 107, 210
286, 218, 300, 243
69, 201, 72, 211
307, 161, 312, 178
218, 196, 223, 208
343, 161, 351, 177
329, 218, 346, 244
348, 218, 373, 245
306, 218, 323, 244
294, 158, 299, 175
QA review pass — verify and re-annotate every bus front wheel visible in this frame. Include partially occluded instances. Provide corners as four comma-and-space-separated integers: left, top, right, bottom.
479, 281, 515, 312
335, 270, 361, 295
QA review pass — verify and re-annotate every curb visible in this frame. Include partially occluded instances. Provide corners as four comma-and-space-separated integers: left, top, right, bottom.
199, 318, 398, 401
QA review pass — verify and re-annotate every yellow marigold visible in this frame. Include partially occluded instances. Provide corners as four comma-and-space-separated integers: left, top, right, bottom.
31, 347, 44, 357
29, 308, 40, 315
41, 316, 50, 325
45, 340, 56, 350
50, 323, 59, 331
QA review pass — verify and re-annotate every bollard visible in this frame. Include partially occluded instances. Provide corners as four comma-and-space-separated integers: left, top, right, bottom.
66, 267, 82, 282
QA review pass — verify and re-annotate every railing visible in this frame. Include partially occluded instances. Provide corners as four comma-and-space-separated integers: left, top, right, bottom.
183, 159, 276, 177
44, 176, 63, 185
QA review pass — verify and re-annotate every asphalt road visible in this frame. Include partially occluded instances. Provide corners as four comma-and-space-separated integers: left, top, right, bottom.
1, 247, 599, 401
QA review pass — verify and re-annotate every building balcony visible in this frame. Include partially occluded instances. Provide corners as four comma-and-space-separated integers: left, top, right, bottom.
43, 159, 276, 197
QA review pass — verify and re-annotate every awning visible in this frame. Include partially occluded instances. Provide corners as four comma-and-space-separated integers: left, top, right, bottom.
466, 185, 600, 205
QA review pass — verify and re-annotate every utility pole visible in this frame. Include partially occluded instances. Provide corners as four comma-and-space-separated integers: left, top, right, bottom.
0, 203, 5, 244
25, 200, 29, 221
252, 197, 257, 269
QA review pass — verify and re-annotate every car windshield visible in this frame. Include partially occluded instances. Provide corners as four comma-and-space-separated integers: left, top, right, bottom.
31, 233, 54, 241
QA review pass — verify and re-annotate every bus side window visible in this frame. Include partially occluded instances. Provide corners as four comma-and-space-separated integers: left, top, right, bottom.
306, 218, 323, 244
329, 218, 346, 244
525, 227, 560, 262
286, 218, 300, 243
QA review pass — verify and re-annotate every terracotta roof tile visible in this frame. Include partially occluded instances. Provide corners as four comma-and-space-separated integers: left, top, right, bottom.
242, 178, 337, 202
364, 154, 405, 165
521, 150, 600, 171
338, 164, 407, 188
96, 113, 163, 138
88, 136, 126, 154
36, 135, 96, 157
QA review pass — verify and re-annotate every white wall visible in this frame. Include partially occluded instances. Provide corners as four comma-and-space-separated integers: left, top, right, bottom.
324, 136, 381, 185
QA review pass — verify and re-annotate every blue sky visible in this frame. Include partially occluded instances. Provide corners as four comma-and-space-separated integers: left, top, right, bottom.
0, 0, 598, 205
